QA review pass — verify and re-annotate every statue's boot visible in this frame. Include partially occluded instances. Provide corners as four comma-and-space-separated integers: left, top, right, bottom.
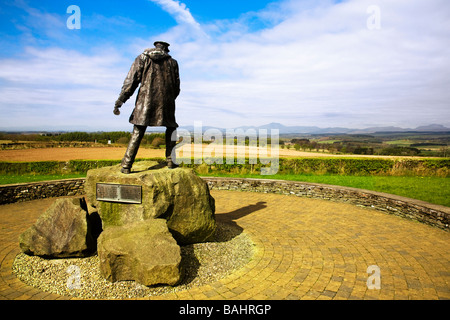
121, 125, 147, 174
165, 127, 179, 169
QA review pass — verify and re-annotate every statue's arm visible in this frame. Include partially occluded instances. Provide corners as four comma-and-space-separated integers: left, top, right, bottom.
117, 55, 145, 104
172, 59, 181, 98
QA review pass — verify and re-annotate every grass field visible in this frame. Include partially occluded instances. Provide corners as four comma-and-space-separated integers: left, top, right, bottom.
0, 174, 86, 185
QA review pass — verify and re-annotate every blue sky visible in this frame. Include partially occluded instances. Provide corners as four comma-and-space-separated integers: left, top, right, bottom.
0, 0, 449, 131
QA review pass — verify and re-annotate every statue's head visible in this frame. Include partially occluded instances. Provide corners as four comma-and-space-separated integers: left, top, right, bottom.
154, 41, 170, 53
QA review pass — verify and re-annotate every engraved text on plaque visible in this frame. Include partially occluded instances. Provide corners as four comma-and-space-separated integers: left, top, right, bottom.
96, 183, 142, 204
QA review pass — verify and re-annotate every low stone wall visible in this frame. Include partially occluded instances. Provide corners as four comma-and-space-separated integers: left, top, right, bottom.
1, 177, 448, 231
0, 179, 85, 205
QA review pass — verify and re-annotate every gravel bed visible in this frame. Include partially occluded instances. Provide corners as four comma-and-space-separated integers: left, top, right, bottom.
12, 222, 255, 299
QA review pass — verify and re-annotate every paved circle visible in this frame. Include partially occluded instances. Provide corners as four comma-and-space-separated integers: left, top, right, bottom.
1, 190, 449, 300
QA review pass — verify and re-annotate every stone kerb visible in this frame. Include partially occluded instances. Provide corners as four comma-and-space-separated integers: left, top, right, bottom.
0, 176, 448, 231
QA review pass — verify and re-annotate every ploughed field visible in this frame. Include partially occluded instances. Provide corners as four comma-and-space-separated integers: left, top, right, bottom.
0, 145, 407, 162
0, 147, 163, 161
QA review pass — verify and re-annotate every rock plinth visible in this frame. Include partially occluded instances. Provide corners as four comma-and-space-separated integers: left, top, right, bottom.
19, 161, 216, 287
19, 198, 95, 258
97, 219, 182, 286
84, 161, 216, 245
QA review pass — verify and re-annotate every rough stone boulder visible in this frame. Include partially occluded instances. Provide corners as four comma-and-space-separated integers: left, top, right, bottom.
19, 198, 96, 258
85, 161, 216, 245
97, 219, 182, 286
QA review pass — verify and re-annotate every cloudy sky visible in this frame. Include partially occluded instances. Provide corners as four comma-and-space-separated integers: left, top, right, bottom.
0, 0, 449, 131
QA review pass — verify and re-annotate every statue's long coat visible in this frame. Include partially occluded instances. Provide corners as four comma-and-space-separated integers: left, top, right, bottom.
118, 49, 180, 128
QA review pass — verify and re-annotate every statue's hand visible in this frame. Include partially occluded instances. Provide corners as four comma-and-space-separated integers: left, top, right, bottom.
114, 100, 123, 116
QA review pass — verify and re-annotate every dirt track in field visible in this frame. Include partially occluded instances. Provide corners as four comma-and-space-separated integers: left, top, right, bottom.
0, 145, 404, 162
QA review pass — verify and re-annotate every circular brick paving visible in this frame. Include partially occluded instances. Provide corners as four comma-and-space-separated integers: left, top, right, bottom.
1, 190, 449, 300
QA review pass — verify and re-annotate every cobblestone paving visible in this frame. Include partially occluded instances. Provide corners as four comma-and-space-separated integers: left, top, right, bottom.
1, 190, 449, 300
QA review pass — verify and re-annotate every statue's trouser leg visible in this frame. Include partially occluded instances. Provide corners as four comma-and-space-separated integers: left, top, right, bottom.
165, 127, 177, 161
122, 125, 147, 169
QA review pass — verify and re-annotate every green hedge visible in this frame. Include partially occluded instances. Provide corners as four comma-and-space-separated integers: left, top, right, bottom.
180, 157, 449, 176
277, 158, 395, 175
0, 161, 63, 175
67, 160, 122, 173
422, 158, 450, 169
0, 158, 166, 175
0, 157, 448, 177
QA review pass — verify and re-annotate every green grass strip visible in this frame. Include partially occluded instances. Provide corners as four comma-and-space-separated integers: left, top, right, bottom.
0, 174, 86, 185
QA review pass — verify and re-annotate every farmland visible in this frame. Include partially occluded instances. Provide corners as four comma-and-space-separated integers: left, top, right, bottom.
0, 144, 424, 162
2, 130, 449, 157
0, 131, 448, 207
0, 147, 162, 162
285, 131, 450, 157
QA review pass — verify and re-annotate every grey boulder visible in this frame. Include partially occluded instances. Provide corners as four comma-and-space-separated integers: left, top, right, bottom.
97, 219, 182, 287
19, 198, 96, 258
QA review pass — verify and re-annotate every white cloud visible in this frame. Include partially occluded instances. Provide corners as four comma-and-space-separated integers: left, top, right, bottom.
0, 47, 124, 86
148, 0, 207, 39
149, 0, 197, 26
0, 46, 129, 130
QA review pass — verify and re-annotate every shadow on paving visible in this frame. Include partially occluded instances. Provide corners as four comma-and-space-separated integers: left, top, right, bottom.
179, 201, 267, 286
215, 201, 267, 241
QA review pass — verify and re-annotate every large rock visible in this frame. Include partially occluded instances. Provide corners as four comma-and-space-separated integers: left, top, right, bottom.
85, 161, 216, 244
19, 198, 96, 258
97, 219, 182, 286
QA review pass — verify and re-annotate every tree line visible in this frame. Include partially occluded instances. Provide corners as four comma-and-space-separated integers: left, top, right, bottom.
283, 138, 448, 157
0, 131, 166, 147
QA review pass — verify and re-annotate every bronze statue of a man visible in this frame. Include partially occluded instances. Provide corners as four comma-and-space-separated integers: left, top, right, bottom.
114, 41, 180, 174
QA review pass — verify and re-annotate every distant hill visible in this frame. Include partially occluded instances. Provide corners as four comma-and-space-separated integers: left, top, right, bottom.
414, 124, 450, 132
229, 122, 450, 134
2, 123, 449, 135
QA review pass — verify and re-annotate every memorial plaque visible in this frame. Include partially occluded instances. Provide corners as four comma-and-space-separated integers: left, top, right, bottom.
96, 183, 142, 204
120, 185, 142, 203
